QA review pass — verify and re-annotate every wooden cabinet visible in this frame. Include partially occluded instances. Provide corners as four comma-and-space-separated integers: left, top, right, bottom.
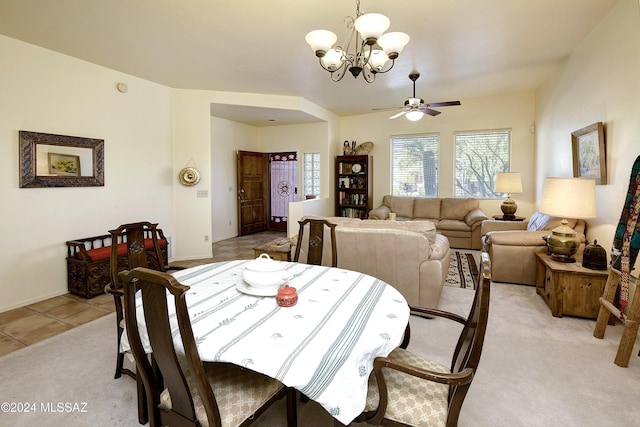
336, 155, 372, 218
535, 253, 608, 319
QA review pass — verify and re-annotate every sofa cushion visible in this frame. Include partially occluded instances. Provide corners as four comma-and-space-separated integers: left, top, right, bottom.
526, 212, 578, 232
430, 234, 450, 259
413, 198, 441, 219
79, 239, 167, 261
385, 196, 415, 219
437, 219, 471, 232
360, 219, 438, 244
441, 198, 479, 220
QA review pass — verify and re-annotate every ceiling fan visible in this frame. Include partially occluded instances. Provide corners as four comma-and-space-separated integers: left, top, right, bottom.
374, 72, 461, 121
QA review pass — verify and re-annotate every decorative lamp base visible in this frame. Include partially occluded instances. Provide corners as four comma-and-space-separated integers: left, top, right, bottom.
500, 197, 518, 216
549, 252, 577, 263
544, 220, 579, 263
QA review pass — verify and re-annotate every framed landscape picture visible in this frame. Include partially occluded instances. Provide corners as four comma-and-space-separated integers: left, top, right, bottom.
571, 122, 606, 185
48, 152, 81, 176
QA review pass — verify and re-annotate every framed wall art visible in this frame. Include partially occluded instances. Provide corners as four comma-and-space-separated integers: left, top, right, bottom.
48, 152, 81, 176
571, 122, 606, 185
19, 131, 104, 188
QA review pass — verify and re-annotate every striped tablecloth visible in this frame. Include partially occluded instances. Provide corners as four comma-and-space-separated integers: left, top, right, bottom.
124, 260, 409, 425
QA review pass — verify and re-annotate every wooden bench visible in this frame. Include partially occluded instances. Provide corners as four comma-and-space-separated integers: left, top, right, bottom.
65, 229, 169, 298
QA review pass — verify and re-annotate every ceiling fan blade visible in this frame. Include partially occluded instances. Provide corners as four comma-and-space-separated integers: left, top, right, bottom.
389, 110, 407, 119
426, 101, 461, 108
372, 106, 403, 112
421, 107, 441, 116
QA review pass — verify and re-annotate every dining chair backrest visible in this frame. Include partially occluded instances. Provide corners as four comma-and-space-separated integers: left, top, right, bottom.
109, 221, 166, 290
447, 252, 491, 415
121, 267, 221, 427
292, 218, 338, 267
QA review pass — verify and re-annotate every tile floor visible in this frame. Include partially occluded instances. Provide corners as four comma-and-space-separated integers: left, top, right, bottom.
0, 230, 287, 357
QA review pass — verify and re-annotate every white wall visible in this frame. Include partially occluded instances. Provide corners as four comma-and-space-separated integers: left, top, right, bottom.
339, 91, 537, 218
536, 0, 640, 258
210, 117, 260, 242
0, 35, 174, 311
173, 91, 339, 249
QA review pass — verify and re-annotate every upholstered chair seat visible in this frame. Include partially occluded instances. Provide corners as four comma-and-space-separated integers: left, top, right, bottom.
160, 362, 284, 427
364, 348, 450, 427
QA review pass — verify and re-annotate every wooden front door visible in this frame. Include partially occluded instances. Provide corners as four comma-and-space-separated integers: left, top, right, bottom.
237, 151, 268, 236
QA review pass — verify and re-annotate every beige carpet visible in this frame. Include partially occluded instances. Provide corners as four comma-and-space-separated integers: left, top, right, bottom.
1, 283, 639, 426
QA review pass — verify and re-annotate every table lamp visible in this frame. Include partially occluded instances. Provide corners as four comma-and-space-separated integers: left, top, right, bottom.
494, 172, 523, 218
539, 177, 597, 263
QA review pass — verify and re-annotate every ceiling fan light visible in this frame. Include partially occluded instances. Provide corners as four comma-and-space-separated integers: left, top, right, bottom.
354, 13, 390, 44
406, 110, 424, 121
378, 32, 410, 58
321, 48, 343, 71
305, 30, 337, 56
368, 49, 389, 71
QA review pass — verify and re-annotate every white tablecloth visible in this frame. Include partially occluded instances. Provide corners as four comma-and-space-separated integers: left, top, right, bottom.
123, 260, 409, 425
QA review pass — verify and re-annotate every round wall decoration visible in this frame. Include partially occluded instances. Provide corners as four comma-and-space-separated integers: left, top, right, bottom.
355, 141, 374, 155
179, 167, 201, 186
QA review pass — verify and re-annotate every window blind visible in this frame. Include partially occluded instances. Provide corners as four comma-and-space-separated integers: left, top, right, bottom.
391, 134, 439, 197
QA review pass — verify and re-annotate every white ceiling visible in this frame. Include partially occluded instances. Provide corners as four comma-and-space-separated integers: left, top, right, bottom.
0, 0, 621, 126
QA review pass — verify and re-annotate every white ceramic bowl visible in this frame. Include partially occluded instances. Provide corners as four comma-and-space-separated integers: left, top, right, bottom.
242, 254, 289, 289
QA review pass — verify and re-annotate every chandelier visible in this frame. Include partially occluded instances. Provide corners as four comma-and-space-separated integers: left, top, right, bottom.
305, 0, 410, 83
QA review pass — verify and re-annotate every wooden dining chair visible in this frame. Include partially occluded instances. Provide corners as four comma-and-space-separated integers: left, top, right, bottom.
104, 221, 182, 382
293, 218, 338, 267
120, 267, 298, 427
349, 252, 492, 427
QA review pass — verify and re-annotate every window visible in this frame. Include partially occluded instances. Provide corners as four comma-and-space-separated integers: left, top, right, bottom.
454, 129, 511, 198
303, 152, 320, 197
391, 134, 439, 197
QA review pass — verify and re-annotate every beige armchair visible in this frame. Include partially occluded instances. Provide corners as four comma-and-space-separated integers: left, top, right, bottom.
482, 212, 586, 285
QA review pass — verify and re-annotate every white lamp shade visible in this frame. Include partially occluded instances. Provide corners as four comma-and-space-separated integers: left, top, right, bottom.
354, 13, 390, 41
368, 49, 389, 71
494, 172, 523, 194
405, 110, 424, 121
305, 30, 337, 54
540, 177, 597, 219
320, 48, 343, 70
377, 32, 410, 56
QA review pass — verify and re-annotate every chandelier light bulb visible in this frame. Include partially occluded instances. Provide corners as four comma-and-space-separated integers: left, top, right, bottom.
368, 49, 389, 71
406, 110, 424, 121
321, 48, 343, 71
377, 32, 410, 59
354, 13, 390, 44
305, 30, 337, 56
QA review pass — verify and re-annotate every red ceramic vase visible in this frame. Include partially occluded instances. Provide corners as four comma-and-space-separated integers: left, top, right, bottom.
276, 285, 298, 307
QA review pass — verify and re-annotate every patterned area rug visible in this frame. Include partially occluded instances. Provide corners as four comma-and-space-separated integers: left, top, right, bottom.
445, 250, 480, 289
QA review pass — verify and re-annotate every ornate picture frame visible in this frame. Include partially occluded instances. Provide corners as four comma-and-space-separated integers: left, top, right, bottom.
571, 122, 606, 185
19, 131, 104, 188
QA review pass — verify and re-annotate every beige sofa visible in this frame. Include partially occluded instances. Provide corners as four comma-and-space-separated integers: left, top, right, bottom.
292, 216, 451, 309
481, 212, 586, 285
368, 195, 488, 249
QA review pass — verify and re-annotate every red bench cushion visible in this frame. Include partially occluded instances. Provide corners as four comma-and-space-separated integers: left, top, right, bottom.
77, 239, 167, 261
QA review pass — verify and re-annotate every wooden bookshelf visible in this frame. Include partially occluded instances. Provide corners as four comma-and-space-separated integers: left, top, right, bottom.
335, 155, 372, 218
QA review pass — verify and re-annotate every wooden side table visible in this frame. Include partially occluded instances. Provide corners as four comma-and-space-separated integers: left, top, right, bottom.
492, 215, 525, 221
535, 252, 608, 318
253, 238, 291, 261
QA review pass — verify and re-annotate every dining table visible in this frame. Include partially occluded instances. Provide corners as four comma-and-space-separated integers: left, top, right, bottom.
122, 259, 410, 425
